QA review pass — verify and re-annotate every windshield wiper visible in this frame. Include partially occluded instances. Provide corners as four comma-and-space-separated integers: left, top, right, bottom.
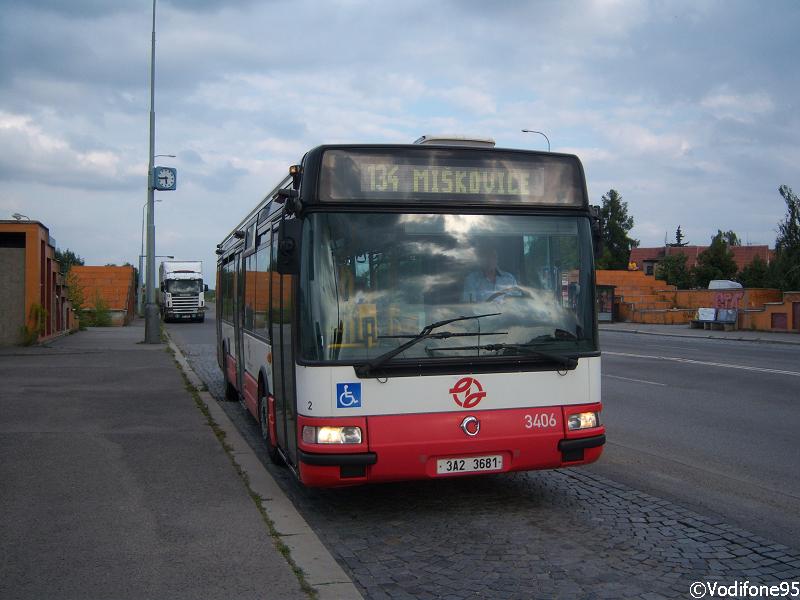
378, 331, 507, 339
354, 312, 501, 377
426, 343, 577, 370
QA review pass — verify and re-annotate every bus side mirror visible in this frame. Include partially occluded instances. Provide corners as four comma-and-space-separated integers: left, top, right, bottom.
274, 188, 302, 216
589, 205, 603, 260
276, 218, 302, 275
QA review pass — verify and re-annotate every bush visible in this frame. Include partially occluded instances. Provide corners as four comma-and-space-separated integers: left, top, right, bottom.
655, 253, 693, 289
19, 303, 47, 345
737, 255, 770, 288
83, 293, 112, 327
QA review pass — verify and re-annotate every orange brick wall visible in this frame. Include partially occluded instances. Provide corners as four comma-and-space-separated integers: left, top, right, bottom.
740, 292, 800, 332
595, 270, 664, 289
665, 289, 783, 311
72, 266, 136, 326
596, 269, 797, 332
0, 220, 72, 344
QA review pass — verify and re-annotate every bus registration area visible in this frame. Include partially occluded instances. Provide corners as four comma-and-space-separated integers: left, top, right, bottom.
437, 455, 503, 475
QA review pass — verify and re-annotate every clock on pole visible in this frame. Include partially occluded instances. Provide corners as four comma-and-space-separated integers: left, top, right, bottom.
152, 166, 177, 191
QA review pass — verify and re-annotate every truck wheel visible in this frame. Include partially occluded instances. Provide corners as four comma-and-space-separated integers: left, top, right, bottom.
197, 315, 205, 323
259, 394, 283, 465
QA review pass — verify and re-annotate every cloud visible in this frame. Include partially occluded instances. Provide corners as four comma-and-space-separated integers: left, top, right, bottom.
1, 0, 799, 278
0, 111, 139, 190
701, 88, 774, 123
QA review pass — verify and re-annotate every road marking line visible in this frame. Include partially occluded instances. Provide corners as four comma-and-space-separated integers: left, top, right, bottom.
603, 374, 667, 386
604, 351, 800, 377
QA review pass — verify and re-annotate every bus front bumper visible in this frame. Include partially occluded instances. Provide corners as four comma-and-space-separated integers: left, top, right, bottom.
296, 405, 604, 487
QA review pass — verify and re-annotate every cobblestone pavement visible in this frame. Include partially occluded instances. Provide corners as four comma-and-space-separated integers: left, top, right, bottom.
168, 324, 800, 600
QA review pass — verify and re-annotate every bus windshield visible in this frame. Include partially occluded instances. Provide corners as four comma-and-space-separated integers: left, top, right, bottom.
299, 212, 596, 364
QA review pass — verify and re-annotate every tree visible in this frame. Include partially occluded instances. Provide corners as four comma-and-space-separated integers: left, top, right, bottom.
65, 269, 86, 329
596, 189, 639, 270
691, 231, 738, 287
55, 248, 84, 274
718, 230, 741, 247
737, 255, 770, 288
668, 225, 688, 247
770, 185, 800, 290
655, 253, 692, 289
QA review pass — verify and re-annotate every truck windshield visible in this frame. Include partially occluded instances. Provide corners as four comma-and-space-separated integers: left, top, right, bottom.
166, 279, 202, 294
299, 212, 596, 364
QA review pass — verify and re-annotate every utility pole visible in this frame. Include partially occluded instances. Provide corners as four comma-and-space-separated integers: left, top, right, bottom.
144, 0, 159, 343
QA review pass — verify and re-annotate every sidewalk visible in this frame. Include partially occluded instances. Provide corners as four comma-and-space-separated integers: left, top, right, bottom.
0, 321, 307, 600
600, 321, 800, 345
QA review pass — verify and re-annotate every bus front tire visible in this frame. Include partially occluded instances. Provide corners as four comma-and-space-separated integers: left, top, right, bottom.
259, 394, 283, 466
223, 357, 238, 402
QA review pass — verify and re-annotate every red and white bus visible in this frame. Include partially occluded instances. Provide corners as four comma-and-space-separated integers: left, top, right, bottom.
216, 136, 605, 487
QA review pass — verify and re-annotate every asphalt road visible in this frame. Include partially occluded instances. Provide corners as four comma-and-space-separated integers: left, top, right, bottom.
588, 331, 800, 548
166, 307, 800, 598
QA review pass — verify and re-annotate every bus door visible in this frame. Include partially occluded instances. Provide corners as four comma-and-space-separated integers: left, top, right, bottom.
269, 223, 298, 465
234, 252, 245, 396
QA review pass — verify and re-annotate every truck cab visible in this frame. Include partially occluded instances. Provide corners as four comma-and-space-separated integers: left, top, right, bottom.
158, 261, 206, 323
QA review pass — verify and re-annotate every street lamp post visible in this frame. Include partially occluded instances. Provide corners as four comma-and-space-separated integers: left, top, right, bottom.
142, 1, 177, 342
143, 0, 159, 342
138, 198, 163, 316
521, 129, 551, 152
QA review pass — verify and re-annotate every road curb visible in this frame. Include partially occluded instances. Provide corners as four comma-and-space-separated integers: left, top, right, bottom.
599, 327, 800, 346
166, 335, 364, 600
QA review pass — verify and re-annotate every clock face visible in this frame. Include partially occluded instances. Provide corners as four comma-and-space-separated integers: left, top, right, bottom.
158, 168, 175, 188
153, 166, 176, 190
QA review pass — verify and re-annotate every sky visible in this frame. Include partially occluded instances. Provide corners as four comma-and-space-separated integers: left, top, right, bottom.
1, 0, 799, 283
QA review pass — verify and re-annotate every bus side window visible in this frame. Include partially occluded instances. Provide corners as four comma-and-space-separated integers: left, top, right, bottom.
270, 228, 280, 334
225, 260, 233, 321
255, 232, 271, 339
221, 259, 233, 322
244, 254, 257, 331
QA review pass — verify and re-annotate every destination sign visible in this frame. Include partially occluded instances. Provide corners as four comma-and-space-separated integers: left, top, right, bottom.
360, 164, 544, 197
318, 148, 585, 207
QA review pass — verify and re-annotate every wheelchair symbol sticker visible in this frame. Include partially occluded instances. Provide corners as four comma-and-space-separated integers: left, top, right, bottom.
336, 383, 362, 408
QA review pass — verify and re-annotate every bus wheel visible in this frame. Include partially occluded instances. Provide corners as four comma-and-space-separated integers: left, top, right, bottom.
224, 376, 237, 402
223, 357, 238, 402
259, 394, 282, 466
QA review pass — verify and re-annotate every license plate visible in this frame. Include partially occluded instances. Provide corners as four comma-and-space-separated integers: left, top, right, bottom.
436, 455, 503, 475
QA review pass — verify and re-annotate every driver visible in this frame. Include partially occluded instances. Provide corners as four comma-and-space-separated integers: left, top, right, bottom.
462, 244, 520, 303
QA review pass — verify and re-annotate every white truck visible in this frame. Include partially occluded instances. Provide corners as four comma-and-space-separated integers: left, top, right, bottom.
158, 260, 207, 322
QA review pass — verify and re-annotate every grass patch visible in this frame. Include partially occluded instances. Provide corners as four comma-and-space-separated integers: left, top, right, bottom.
165, 342, 317, 599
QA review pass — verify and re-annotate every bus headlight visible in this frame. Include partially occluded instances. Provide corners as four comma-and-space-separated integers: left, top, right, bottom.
302, 426, 362, 444
567, 412, 599, 431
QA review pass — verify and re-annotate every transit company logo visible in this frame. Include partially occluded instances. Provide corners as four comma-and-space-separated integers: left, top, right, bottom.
449, 377, 486, 409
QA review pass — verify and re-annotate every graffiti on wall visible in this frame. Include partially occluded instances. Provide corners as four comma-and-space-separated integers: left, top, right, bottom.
713, 291, 744, 309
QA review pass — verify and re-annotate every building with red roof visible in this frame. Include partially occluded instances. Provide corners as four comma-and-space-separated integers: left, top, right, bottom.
629, 245, 772, 276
